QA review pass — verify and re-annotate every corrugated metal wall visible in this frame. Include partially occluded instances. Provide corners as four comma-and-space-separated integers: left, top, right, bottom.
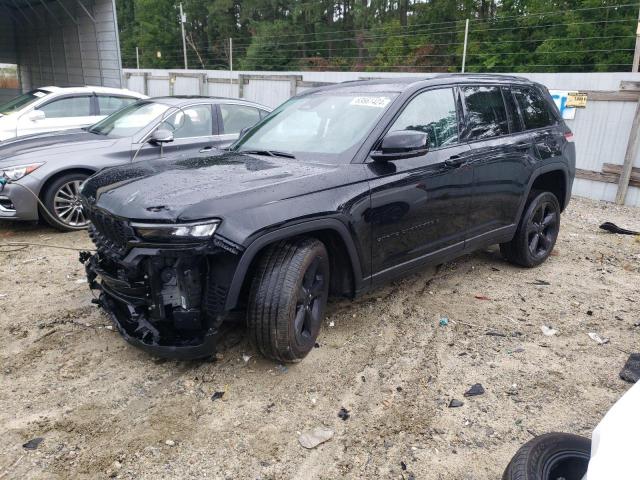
124, 69, 640, 206
4, 0, 122, 90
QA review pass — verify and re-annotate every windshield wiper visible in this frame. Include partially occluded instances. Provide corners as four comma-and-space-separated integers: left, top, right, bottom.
238, 149, 296, 159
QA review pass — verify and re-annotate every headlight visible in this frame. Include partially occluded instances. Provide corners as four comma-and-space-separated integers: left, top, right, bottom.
131, 220, 220, 241
0, 163, 44, 181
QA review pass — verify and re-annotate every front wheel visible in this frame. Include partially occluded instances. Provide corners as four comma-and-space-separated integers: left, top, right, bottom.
41, 173, 90, 231
502, 432, 591, 480
247, 238, 330, 363
501, 191, 560, 267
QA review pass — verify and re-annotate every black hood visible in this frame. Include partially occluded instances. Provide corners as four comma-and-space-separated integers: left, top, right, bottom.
0, 129, 119, 165
82, 151, 339, 222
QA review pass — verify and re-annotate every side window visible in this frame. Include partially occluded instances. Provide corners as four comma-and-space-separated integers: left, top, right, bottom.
389, 88, 459, 149
502, 88, 524, 133
513, 87, 557, 130
39, 96, 92, 118
461, 86, 509, 140
98, 96, 137, 116
163, 105, 213, 139
220, 104, 262, 135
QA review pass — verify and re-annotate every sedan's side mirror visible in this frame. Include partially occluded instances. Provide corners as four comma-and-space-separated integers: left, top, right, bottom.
371, 130, 429, 162
149, 128, 174, 145
28, 110, 46, 122
239, 126, 252, 138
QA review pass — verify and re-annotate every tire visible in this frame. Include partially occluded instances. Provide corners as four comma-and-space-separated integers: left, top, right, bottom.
41, 173, 90, 231
500, 191, 560, 267
502, 432, 591, 480
247, 238, 330, 363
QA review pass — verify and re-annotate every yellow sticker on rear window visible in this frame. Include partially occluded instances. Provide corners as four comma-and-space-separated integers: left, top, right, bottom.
350, 96, 391, 108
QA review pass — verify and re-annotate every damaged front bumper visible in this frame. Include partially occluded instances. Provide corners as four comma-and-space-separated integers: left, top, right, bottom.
81, 237, 239, 360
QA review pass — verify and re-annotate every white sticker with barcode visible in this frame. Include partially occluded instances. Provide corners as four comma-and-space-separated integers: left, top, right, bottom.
350, 96, 391, 108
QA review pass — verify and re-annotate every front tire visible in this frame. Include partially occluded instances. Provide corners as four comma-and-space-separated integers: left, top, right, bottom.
247, 238, 330, 363
41, 173, 90, 231
501, 191, 560, 267
502, 432, 591, 480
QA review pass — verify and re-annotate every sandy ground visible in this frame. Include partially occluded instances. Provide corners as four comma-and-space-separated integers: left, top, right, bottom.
1, 196, 639, 480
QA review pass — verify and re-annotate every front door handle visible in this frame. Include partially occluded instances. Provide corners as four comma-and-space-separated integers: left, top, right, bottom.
445, 155, 465, 168
199, 146, 214, 153
514, 142, 530, 151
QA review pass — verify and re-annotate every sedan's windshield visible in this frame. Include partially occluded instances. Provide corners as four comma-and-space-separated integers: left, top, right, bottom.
0, 89, 48, 115
88, 101, 171, 137
233, 92, 398, 162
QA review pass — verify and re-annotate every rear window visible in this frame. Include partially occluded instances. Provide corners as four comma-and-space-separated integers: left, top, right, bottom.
98, 96, 138, 116
502, 87, 524, 133
512, 87, 557, 130
461, 86, 509, 140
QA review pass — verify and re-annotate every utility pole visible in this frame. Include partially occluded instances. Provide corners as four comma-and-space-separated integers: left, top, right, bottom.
229, 37, 233, 89
179, 3, 188, 69
135, 46, 140, 69
633, 7, 640, 72
461, 19, 469, 73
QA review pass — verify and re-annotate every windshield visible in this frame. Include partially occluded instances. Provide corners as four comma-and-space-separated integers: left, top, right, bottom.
0, 89, 48, 115
233, 92, 398, 162
88, 101, 171, 137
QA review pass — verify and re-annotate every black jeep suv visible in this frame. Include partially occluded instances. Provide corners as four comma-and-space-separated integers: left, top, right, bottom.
80, 74, 575, 362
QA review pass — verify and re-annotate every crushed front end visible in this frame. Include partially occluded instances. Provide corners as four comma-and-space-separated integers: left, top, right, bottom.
80, 208, 242, 360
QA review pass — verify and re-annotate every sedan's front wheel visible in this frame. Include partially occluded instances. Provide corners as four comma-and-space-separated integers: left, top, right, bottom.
247, 238, 330, 363
41, 173, 90, 231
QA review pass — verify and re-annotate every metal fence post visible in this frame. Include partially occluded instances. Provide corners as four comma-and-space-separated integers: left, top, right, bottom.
461, 19, 469, 73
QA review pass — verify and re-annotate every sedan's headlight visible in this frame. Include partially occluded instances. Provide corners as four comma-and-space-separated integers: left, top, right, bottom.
131, 220, 220, 241
0, 163, 44, 181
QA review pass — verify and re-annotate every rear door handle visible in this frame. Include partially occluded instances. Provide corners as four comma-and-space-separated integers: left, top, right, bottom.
199, 146, 214, 153
445, 155, 465, 168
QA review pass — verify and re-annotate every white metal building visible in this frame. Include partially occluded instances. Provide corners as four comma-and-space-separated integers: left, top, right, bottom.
0, 0, 122, 101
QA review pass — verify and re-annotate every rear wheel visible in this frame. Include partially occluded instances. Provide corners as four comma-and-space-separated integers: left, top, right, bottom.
502, 432, 591, 480
41, 173, 90, 231
501, 191, 560, 267
247, 238, 330, 363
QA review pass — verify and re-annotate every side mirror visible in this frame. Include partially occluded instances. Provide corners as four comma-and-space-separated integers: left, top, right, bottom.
370, 130, 429, 162
29, 110, 46, 122
149, 128, 174, 145
239, 126, 252, 138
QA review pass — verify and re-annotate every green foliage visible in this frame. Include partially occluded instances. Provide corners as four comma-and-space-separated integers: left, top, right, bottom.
116, 0, 638, 72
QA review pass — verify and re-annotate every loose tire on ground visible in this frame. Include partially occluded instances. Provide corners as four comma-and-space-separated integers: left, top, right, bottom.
502, 432, 591, 480
247, 237, 330, 363
41, 172, 90, 231
501, 191, 561, 268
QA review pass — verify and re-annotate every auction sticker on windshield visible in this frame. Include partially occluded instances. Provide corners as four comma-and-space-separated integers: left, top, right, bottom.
350, 96, 391, 108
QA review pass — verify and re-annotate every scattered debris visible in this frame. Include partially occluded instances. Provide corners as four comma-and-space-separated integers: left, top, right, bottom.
401, 461, 407, 470
165, 440, 175, 447
328, 321, 335, 327
439, 317, 449, 327
530, 279, 551, 286
298, 428, 334, 449
599, 222, 639, 235
211, 391, 225, 401
486, 331, 507, 337
619, 353, 640, 383
586, 310, 593, 316
314, 342, 320, 348
448, 399, 464, 408
242, 354, 251, 363
588, 332, 609, 345
338, 407, 350, 421
276, 364, 288, 374
464, 383, 485, 397
22, 437, 44, 450
541, 325, 558, 336
474, 295, 491, 301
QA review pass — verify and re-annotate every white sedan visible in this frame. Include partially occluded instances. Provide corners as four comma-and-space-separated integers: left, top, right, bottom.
0, 86, 147, 141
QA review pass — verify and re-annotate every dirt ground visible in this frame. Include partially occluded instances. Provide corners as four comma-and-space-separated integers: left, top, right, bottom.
1, 196, 639, 480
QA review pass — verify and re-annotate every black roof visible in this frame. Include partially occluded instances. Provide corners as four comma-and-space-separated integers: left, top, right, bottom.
304, 73, 534, 95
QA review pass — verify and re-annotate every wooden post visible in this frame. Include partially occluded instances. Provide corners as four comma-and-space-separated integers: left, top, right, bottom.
633, 9, 640, 72
616, 99, 640, 204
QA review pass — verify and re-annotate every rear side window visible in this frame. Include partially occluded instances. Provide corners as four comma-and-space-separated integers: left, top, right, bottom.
40, 96, 92, 118
461, 86, 509, 140
220, 104, 262, 134
98, 96, 137, 116
389, 88, 459, 148
512, 87, 557, 130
